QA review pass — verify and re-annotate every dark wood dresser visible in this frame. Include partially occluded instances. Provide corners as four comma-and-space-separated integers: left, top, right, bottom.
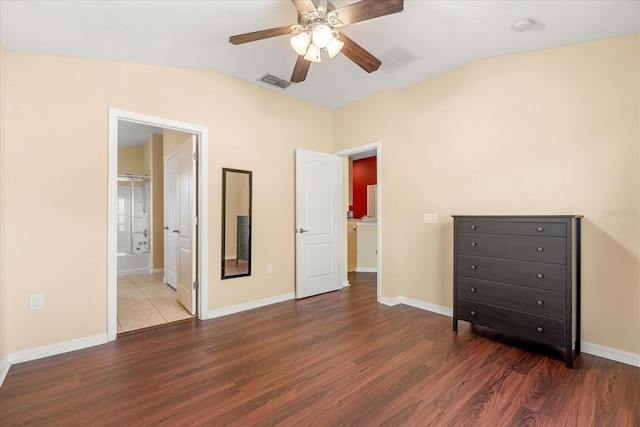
453, 215, 582, 368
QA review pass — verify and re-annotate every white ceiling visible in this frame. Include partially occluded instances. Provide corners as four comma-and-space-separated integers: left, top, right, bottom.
1, 0, 638, 113
117, 121, 164, 148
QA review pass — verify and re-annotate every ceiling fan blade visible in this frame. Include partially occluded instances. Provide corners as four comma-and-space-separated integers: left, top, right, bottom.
333, 0, 404, 26
229, 25, 293, 45
339, 33, 381, 73
291, 0, 316, 13
291, 56, 311, 83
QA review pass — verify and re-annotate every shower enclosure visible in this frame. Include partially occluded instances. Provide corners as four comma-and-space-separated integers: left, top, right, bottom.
117, 176, 152, 276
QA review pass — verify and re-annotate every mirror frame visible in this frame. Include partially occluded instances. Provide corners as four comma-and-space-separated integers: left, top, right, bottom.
221, 168, 252, 279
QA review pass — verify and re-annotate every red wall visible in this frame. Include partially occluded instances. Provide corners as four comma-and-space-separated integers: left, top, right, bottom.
350, 156, 377, 219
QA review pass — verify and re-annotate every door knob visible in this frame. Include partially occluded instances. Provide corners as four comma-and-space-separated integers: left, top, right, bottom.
298, 228, 310, 233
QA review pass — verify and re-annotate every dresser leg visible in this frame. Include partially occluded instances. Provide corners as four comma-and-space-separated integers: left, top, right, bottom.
453, 318, 458, 333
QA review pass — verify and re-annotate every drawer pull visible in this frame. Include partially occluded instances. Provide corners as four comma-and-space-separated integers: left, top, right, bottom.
536, 300, 544, 305
470, 242, 477, 247
537, 227, 544, 232
470, 265, 477, 270
537, 273, 544, 279
537, 247, 544, 252
536, 326, 543, 333
470, 310, 476, 316
470, 287, 476, 293
470, 225, 477, 230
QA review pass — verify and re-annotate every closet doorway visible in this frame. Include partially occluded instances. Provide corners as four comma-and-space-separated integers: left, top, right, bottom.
335, 142, 381, 302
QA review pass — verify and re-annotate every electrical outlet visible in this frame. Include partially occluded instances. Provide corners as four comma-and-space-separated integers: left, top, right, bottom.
266, 264, 273, 275
424, 213, 438, 224
30, 294, 44, 311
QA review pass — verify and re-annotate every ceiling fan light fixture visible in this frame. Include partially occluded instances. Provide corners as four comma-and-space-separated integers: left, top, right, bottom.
290, 32, 311, 56
311, 23, 333, 48
325, 36, 344, 59
304, 44, 322, 63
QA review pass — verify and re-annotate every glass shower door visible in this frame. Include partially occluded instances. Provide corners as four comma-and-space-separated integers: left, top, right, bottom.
117, 177, 150, 254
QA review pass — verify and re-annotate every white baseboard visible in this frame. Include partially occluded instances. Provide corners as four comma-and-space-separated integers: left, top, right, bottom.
1, 334, 108, 388
379, 296, 401, 306
355, 267, 377, 273
117, 268, 152, 277
399, 297, 453, 317
0, 354, 10, 387
342, 280, 351, 288
8, 334, 108, 365
397, 299, 640, 368
581, 341, 640, 367
206, 293, 295, 319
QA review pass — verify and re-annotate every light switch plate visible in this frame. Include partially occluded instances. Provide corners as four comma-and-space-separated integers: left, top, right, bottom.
424, 213, 438, 224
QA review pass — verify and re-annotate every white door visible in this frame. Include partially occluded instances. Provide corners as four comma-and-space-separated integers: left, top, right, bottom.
177, 136, 198, 314
164, 136, 197, 314
164, 152, 179, 289
295, 149, 342, 299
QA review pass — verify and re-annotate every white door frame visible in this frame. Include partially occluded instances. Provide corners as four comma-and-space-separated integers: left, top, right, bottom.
334, 142, 382, 303
107, 108, 209, 342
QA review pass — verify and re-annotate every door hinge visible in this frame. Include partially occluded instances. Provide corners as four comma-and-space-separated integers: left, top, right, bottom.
193, 216, 198, 226
193, 281, 199, 290
193, 152, 199, 162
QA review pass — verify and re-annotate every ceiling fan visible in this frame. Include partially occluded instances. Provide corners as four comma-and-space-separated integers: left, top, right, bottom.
229, 0, 404, 83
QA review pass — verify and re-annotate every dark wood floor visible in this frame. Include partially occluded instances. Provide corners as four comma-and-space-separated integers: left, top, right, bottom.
1, 273, 639, 426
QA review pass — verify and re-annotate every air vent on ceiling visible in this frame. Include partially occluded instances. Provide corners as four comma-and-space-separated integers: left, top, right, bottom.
378, 46, 421, 73
259, 74, 293, 89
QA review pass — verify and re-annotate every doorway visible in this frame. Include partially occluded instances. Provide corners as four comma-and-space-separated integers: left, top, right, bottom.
107, 109, 209, 341
334, 142, 381, 302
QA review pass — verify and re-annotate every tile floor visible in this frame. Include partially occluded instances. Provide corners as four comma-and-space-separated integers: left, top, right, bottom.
117, 273, 193, 333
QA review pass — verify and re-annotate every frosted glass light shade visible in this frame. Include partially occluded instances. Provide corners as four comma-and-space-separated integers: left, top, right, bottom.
304, 44, 322, 63
290, 32, 311, 56
311, 24, 332, 48
325, 37, 344, 59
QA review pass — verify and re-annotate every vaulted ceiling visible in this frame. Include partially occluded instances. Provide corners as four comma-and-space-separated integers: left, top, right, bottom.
1, 0, 638, 111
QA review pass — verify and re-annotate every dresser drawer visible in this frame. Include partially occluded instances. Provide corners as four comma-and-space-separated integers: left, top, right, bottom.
457, 277, 565, 320
457, 255, 566, 292
457, 234, 566, 264
457, 220, 566, 237
456, 299, 565, 347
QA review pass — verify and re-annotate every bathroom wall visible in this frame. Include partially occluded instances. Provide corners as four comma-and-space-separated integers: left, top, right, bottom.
143, 134, 164, 271
118, 146, 145, 176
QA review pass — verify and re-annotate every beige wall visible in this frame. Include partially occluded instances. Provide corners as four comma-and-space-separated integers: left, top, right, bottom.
117, 146, 145, 176
151, 135, 164, 269
1, 34, 638, 362
1, 45, 8, 370
143, 134, 164, 270
335, 35, 640, 355
163, 129, 193, 156
1, 49, 332, 354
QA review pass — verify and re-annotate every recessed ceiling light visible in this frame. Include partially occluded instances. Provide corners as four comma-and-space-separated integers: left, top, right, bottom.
512, 19, 535, 32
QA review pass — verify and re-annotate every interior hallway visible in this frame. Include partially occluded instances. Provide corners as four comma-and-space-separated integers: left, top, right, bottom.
117, 273, 193, 333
